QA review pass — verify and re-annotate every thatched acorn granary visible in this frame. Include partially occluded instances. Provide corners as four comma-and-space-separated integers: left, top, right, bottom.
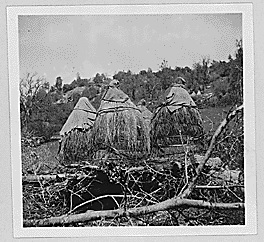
89, 80, 150, 159
150, 77, 204, 150
58, 97, 97, 163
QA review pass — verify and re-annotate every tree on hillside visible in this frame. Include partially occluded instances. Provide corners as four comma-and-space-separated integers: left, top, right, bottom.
156, 60, 174, 90
76, 72, 81, 81
63, 83, 72, 94
81, 86, 98, 101
191, 57, 211, 91
46, 101, 73, 136
93, 73, 106, 86
75, 73, 90, 87
55, 76, 63, 92
159, 59, 169, 69
47, 76, 64, 103
20, 72, 49, 132
27, 89, 54, 140
113, 71, 137, 101
201, 57, 210, 84
209, 60, 231, 81
209, 39, 243, 106
20, 72, 73, 140
113, 71, 126, 82
137, 68, 162, 108
120, 71, 139, 101
228, 39, 243, 105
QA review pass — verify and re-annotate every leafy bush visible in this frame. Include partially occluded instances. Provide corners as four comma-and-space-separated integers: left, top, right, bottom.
212, 78, 229, 97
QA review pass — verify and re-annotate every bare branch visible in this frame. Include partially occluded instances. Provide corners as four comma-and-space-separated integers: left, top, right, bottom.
23, 174, 89, 183
67, 194, 158, 215
178, 105, 244, 198
195, 185, 244, 189
23, 198, 244, 227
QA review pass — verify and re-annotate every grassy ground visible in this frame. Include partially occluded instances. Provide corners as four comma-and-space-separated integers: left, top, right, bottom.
21, 141, 60, 175
200, 106, 230, 133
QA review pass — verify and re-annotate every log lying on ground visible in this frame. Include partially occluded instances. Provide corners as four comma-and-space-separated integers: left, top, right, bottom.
23, 198, 244, 227
195, 155, 223, 170
23, 174, 67, 182
22, 173, 90, 183
209, 170, 243, 184
195, 184, 244, 189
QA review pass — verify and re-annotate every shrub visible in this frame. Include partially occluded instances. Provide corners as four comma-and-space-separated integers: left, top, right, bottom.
212, 78, 229, 98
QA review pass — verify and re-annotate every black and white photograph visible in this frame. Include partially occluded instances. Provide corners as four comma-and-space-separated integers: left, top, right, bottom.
6, 2, 259, 239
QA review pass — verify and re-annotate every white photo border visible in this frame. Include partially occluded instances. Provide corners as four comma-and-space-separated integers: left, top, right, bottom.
7, 3, 256, 238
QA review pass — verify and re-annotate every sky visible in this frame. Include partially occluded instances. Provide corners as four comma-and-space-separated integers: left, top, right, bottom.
19, 14, 242, 84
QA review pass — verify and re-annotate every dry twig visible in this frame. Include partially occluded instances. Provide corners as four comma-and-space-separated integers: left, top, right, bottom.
23, 198, 244, 227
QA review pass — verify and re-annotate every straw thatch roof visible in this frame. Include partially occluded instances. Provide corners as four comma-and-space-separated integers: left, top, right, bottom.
161, 83, 197, 113
58, 97, 97, 163
151, 84, 204, 148
90, 87, 150, 157
60, 97, 96, 136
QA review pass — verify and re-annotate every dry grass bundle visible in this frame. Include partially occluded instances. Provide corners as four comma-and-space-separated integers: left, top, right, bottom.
59, 128, 93, 163
90, 88, 150, 157
60, 97, 96, 136
90, 108, 150, 157
151, 105, 204, 148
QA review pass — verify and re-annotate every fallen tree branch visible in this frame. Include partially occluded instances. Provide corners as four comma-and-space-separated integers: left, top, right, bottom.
23, 174, 69, 182
23, 198, 244, 227
22, 173, 91, 183
178, 104, 244, 199
195, 184, 244, 189
209, 170, 242, 184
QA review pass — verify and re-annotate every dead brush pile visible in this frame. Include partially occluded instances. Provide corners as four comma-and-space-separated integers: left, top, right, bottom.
23, 151, 244, 227
22, 155, 191, 226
